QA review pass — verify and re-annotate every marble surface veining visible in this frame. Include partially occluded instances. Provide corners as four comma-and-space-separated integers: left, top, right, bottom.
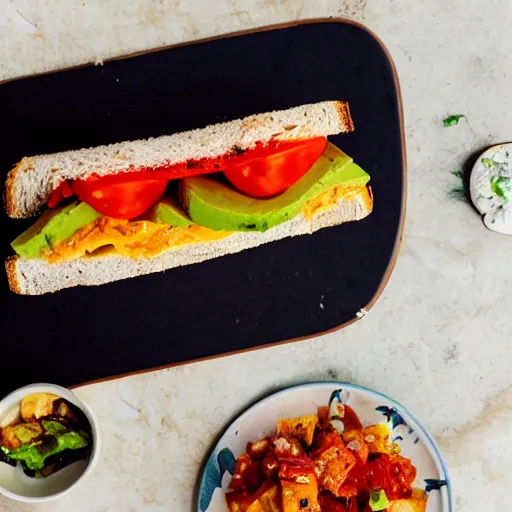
1, 0, 512, 511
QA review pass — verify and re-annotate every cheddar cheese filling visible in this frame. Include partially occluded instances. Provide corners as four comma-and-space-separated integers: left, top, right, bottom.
45, 185, 369, 263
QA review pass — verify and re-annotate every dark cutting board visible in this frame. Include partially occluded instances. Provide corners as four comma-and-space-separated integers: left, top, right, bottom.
0, 20, 405, 395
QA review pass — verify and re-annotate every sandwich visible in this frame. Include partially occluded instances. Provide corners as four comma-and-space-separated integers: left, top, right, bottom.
3, 100, 373, 295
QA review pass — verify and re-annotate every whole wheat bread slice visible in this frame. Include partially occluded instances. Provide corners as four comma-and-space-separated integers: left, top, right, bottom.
4, 101, 353, 219
6, 188, 372, 295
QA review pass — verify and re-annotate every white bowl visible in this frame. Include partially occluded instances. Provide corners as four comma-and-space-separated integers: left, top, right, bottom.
198, 382, 452, 512
0, 383, 101, 503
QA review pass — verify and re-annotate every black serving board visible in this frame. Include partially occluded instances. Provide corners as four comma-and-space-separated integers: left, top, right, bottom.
0, 20, 404, 395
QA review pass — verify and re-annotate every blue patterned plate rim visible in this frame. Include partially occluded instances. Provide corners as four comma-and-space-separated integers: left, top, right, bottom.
197, 381, 452, 512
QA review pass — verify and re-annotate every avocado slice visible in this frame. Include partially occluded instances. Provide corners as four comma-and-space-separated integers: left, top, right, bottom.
11, 202, 101, 258
146, 196, 194, 227
179, 143, 370, 232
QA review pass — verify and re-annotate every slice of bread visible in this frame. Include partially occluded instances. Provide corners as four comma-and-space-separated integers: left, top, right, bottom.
4, 101, 353, 219
6, 187, 372, 295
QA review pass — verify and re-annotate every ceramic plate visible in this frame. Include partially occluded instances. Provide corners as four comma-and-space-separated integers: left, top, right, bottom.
198, 382, 451, 512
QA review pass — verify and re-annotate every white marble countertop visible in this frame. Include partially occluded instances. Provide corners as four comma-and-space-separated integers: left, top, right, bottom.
1, 0, 511, 510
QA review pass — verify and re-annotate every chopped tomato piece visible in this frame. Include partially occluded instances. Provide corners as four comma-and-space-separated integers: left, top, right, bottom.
341, 453, 416, 500
224, 137, 327, 197
317, 406, 330, 429
72, 178, 167, 219
262, 452, 279, 477
225, 490, 254, 512
310, 431, 344, 460
389, 454, 417, 495
343, 406, 363, 432
337, 485, 358, 499
241, 460, 264, 492
229, 473, 245, 491
232, 453, 265, 492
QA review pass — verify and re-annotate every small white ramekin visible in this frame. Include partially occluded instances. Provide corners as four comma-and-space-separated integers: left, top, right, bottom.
0, 383, 101, 503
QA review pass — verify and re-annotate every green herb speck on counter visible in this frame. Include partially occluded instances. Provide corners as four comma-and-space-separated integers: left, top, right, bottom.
443, 114, 465, 127
448, 169, 467, 202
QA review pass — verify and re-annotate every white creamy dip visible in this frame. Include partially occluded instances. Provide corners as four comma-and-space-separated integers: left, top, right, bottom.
470, 143, 512, 235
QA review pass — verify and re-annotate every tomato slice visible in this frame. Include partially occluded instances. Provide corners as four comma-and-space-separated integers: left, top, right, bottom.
224, 137, 327, 197
50, 137, 328, 216
72, 179, 167, 219
66, 137, 327, 191
48, 181, 74, 208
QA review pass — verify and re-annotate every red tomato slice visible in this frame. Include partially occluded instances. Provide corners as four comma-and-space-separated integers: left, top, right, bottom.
224, 137, 327, 197
72, 179, 167, 219
47, 187, 63, 209
66, 137, 327, 192
47, 181, 74, 208
50, 137, 328, 216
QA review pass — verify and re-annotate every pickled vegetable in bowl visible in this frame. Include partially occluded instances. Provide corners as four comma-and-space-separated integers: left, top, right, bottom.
0, 392, 93, 478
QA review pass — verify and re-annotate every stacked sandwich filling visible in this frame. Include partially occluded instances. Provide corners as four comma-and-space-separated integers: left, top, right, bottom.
11, 143, 371, 263
4, 101, 373, 294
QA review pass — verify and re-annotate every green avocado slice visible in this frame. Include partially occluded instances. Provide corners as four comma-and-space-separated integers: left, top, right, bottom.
146, 196, 194, 227
11, 201, 101, 258
179, 143, 370, 232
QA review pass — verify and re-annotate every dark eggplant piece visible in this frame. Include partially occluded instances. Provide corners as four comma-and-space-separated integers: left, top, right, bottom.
38, 445, 93, 477
50, 399, 92, 435
0, 449, 16, 467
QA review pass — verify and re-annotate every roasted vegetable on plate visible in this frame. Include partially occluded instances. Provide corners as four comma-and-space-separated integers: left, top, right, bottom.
224, 392, 427, 512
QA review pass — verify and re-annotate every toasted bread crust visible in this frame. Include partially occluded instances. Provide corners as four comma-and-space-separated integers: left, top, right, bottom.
335, 101, 355, 133
5, 101, 354, 219
4, 161, 22, 218
5, 255, 21, 294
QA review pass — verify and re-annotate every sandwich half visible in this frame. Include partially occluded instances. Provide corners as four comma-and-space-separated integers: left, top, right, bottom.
4, 100, 373, 295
